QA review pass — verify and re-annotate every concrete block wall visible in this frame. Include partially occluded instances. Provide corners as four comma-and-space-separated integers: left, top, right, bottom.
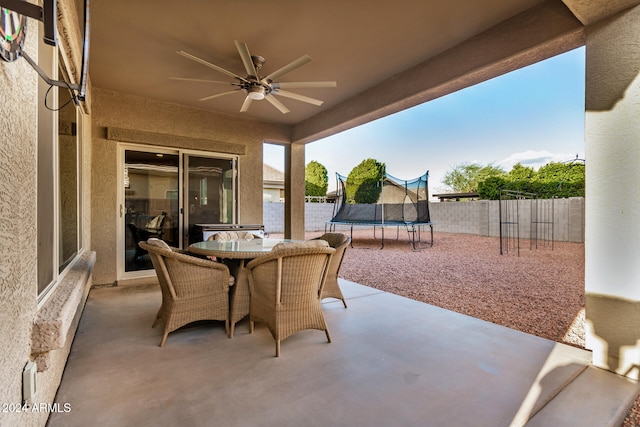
428, 201, 481, 235
263, 202, 284, 234
263, 198, 584, 242
305, 203, 336, 232
429, 198, 584, 242
567, 197, 585, 243
263, 202, 335, 234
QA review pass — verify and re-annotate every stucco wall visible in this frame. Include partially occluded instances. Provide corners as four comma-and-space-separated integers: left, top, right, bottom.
0, 1, 94, 424
0, 18, 40, 427
91, 88, 291, 284
584, 4, 640, 380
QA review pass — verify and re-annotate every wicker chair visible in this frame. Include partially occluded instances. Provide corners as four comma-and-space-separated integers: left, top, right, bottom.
139, 239, 232, 347
247, 242, 335, 357
207, 232, 256, 338
129, 212, 167, 264
312, 233, 351, 307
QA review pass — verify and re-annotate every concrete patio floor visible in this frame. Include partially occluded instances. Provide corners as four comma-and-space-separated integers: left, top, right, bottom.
48, 279, 639, 427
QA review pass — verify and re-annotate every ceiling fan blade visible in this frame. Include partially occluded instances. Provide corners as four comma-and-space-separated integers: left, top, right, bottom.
273, 90, 324, 106
265, 95, 290, 114
240, 96, 253, 112
177, 50, 247, 82
198, 90, 240, 102
234, 41, 258, 78
264, 55, 312, 82
275, 81, 337, 89
170, 77, 232, 85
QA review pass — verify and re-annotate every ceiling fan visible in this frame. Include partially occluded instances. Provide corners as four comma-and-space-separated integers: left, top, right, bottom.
171, 41, 337, 114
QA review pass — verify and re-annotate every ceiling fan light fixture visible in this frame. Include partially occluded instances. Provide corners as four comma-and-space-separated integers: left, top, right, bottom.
247, 86, 266, 100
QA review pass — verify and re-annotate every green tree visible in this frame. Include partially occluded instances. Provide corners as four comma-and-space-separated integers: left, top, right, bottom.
476, 161, 585, 200
443, 162, 506, 193
508, 163, 536, 182
346, 158, 386, 204
305, 160, 328, 198
534, 161, 585, 198
537, 161, 585, 184
477, 176, 507, 200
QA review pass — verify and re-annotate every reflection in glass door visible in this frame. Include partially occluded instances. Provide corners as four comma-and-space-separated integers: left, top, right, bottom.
123, 150, 179, 272
184, 155, 236, 247
121, 148, 237, 275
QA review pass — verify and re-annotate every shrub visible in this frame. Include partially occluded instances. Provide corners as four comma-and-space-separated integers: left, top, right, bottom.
305, 161, 328, 198
346, 159, 386, 204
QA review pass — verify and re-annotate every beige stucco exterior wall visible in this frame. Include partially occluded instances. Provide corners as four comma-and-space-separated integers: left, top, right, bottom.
0, 15, 40, 427
90, 88, 292, 284
284, 143, 306, 239
584, 5, 640, 380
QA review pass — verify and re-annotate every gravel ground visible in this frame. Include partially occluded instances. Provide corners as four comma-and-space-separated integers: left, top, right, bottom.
297, 229, 640, 426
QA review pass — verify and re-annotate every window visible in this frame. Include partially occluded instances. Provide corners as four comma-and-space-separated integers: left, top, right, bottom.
37, 42, 83, 299
57, 75, 80, 273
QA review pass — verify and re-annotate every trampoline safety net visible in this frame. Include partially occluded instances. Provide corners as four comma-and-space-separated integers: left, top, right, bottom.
330, 171, 431, 225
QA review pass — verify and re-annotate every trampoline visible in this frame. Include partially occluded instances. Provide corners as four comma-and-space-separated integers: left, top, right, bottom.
326, 171, 433, 250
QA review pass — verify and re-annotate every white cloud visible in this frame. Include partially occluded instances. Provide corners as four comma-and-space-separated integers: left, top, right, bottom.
498, 150, 579, 170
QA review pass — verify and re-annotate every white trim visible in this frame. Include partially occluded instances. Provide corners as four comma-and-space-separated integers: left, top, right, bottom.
36, 35, 59, 304
38, 40, 86, 307
116, 143, 239, 280
117, 144, 179, 281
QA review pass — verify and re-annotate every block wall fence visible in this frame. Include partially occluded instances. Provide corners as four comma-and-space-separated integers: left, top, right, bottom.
263, 197, 585, 243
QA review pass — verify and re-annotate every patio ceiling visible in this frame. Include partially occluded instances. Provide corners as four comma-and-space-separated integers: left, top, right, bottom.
88, 0, 628, 143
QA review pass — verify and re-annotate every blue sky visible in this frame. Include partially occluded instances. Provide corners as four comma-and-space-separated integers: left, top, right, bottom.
264, 47, 585, 195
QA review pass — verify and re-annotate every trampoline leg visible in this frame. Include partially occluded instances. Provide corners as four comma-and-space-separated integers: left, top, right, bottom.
350, 225, 354, 248
430, 224, 434, 247
406, 224, 429, 252
408, 224, 418, 251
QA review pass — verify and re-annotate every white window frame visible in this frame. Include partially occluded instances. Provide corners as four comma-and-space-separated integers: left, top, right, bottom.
37, 32, 84, 307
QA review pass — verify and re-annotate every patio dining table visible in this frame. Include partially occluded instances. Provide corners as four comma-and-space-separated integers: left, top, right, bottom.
189, 238, 296, 260
189, 238, 298, 337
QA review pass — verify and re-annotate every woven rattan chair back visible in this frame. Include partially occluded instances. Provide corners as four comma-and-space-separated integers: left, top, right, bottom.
246, 245, 335, 357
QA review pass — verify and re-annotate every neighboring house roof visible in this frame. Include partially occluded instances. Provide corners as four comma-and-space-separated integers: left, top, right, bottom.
432, 192, 479, 201
264, 164, 284, 189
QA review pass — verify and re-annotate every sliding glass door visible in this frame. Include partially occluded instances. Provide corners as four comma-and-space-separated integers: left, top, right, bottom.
120, 147, 237, 276
123, 149, 180, 272
184, 155, 236, 247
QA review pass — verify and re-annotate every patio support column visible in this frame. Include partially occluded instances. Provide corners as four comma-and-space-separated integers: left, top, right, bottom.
584, 4, 640, 380
283, 143, 305, 239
